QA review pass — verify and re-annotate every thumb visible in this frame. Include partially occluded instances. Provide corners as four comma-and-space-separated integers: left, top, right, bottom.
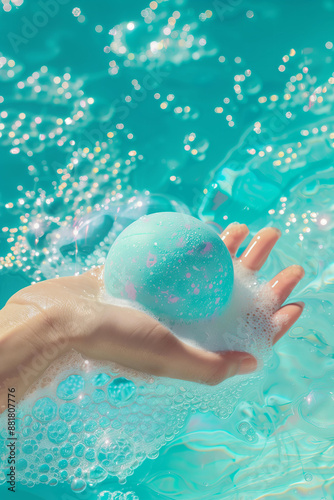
85, 305, 258, 385
161, 342, 258, 385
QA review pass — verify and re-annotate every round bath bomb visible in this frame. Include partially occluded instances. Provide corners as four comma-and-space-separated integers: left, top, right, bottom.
104, 212, 234, 321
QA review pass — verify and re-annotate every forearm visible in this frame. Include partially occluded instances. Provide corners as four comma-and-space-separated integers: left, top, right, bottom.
0, 303, 69, 412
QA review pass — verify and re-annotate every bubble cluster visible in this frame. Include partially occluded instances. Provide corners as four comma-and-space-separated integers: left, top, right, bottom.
0, 350, 263, 491
0, 259, 277, 491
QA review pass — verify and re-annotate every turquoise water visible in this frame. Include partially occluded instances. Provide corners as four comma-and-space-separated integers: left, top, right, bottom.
0, 0, 334, 498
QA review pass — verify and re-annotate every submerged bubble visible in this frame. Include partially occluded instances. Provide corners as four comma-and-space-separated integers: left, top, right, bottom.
92, 389, 106, 403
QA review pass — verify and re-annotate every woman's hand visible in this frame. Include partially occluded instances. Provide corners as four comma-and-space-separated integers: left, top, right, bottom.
222, 223, 305, 345
0, 222, 305, 410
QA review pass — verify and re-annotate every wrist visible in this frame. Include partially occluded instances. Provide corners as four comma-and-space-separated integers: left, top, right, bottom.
5, 301, 68, 350
0, 303, 69, 392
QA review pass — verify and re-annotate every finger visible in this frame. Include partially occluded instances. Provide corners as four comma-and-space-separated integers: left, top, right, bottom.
272, 302, 305, 344
79, 265, 105, 291
239, 227, 281, 271
220, 223, 249, 256
268, 265, 305, 305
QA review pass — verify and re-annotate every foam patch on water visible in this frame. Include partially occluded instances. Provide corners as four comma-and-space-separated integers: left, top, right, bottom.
0, 261, 281, 492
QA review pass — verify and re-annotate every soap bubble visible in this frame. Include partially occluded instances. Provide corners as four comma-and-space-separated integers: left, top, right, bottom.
57, 375, 85, 400
16, 459, 28, 471
91, 373, 111, 387
98, 438, 134, 474
107, 378, 137, 405
26, 218, 62, 251
32, 397, 57, 423
299, 388, 334, 438
119, 194, 190, 223
23, 193, 190, 281
59, 402, 79, 422
22, 439, 38, 454
89, 464, 108, 482
47, 421, 69, 444
60, 443, 73, 458
71, 477, 86, 492
59, 211, 116, 260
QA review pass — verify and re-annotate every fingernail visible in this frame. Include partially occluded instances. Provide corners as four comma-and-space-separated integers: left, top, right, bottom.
237, 354, 258, 375
294, 301, 305, 309
224, 222, 239, 231
259, 226, 281, 236
290, 265, 305, 277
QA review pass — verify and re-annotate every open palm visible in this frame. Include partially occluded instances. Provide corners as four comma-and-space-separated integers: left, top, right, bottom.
5, 222, 304, 396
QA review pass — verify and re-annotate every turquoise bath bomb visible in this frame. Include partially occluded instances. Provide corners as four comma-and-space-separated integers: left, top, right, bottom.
104, 212, 234, 321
